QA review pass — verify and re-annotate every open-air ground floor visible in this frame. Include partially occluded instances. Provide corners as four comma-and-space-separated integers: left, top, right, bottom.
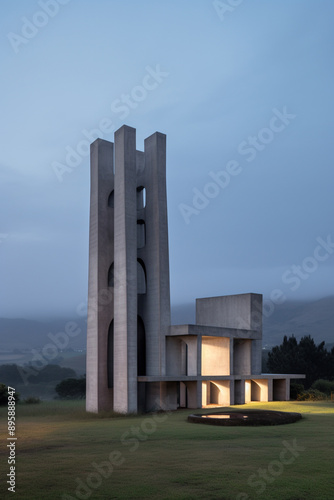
137, 374, 305, 411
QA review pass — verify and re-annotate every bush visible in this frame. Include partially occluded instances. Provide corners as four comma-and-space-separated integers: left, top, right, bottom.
23, 397, 41, 404
311, 379, 334, 396
55, 377, 86, 399
290, 382, 305, 400
0, 383, 20, 405
296, 389, 328, 401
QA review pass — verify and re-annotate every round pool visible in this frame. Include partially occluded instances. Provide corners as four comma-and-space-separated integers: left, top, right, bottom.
187, 410, 302, 426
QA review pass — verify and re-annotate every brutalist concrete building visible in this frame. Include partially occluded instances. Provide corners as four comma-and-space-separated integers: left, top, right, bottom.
86, 125, 303, 414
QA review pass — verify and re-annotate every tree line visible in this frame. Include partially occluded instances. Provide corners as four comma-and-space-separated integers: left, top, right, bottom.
0, 363, 76, 385
267, 334, 334, 388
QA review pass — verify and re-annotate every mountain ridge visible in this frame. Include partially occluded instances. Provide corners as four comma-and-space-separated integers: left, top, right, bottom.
0, 296, 333, 351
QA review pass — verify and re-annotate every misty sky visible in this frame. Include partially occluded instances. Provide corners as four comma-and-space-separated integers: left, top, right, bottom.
0, 0, 333, 319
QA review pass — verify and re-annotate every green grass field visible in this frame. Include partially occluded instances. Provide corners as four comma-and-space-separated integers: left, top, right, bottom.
1, 400, 334, 500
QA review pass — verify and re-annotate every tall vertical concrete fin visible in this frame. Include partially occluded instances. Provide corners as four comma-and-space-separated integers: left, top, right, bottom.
250, 294, 262, 374
136, 131, 171, 411
114, 125, 138, 413
86, 139, 114, 413
143, 132, 171, 380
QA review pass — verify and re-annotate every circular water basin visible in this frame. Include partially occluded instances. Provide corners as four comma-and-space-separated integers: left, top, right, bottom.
187, 410, 302, 426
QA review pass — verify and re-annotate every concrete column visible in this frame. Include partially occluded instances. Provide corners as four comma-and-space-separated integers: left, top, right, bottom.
113, 125, 138, 413
183, 337, 197, 376
86, 139, 114, 413
268, 379, 273, 402
140, 132, 171, 378
197, 336, 202, 376
196, 380, 202, 408
229, 380, 235, 405
186, 381, 201, 409
251, 339, 262, 375
202, 381, 208, 406
245, 380, 251, 403
234, 379, 246, 404
229, 338, 234, 375
285, 379, 290, 401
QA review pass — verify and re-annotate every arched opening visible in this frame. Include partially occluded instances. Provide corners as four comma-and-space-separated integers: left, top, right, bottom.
137, 259, 146, 294
108, 190, 114, 208
137, 316, 146, 376
107, 320, 114, 388
136, 186, 146, 210
137, 220, 146, 249
108, 263, 114, 288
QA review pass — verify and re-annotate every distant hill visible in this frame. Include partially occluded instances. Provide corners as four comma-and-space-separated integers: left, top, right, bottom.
0, 296, 333, 352
262, 296, 334, 347
0, 317, 87, 351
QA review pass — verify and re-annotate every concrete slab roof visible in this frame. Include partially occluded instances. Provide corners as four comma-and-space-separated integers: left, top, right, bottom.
168, 324, 262, 340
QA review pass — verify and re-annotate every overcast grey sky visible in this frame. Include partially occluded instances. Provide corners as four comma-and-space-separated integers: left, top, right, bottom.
0, 0, 333, 319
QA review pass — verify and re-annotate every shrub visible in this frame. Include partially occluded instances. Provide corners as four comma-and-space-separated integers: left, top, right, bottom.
296, 389, 328, 401
0, 383, 20, 405
290, 382, 305, 400
311, 379, 334, 396
55, 377, 86, 399
24, 397, 41, 404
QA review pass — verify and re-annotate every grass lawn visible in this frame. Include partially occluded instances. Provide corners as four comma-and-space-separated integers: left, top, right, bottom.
0, 400, 334, 499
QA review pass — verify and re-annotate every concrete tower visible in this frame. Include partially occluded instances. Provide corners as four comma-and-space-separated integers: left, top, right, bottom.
86, 125, 170, 413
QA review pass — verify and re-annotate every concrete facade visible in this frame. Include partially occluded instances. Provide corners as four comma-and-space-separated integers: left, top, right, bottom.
86, 126, 304, 413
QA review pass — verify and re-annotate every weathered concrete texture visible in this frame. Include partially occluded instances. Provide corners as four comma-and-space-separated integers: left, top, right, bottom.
196, 293, 263, 332
86, 139, 114, 413
113, 125, 138, 414
137, 131, 171, 409
86, 125, 171, 413
233, 339, 252, 375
